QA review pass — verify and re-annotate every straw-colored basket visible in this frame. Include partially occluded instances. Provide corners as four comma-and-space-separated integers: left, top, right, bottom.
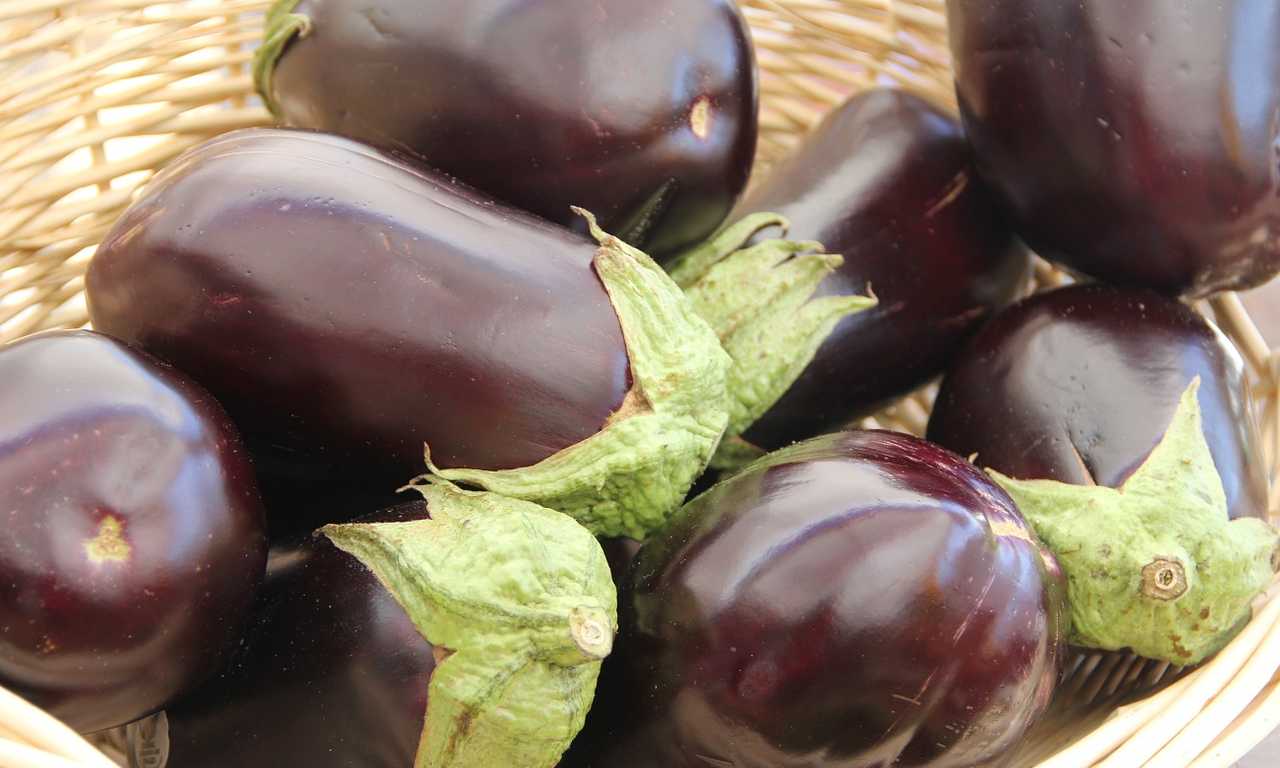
1, 1, 1278, 766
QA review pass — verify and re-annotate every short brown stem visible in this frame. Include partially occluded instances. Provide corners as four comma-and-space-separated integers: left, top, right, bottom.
1141, 558, 1188, 601
569, 606, 613, 660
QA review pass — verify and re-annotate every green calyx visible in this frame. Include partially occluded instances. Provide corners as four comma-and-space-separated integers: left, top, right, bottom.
322, 480, 617, 768
989, 379, 1279, 666
252, 0, 311, 117
414, 209, 731, 541
668, 213, 876, 471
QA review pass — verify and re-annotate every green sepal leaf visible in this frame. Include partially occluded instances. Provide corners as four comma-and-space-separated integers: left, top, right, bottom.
416, 209, 732, 540
321, 480, 617, 768
668, 213, 877, 472
253, 0, 311, 117
988, 378, 1279, 665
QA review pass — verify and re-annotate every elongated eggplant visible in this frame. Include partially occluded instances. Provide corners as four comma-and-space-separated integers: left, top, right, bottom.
927, 284, 1268, 522
947, 0, 1280, 297
154, 483, 616, 768
254, 0, 758, 257
570, 431, 1067, 768
86, 128, 733, 541
928, 285, 1279, 663
0, 330, 266, 734
670, 88, 1027, 457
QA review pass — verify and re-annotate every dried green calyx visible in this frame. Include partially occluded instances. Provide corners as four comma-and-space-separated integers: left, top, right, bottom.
253, 0, 310, 116
989, 379, 1279, 666
667, 213, 876, 471
322, 480, 617, 768
415, 209, 731, 541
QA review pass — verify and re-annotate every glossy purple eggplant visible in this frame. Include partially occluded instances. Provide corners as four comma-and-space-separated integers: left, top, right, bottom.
0, 330, 267, 734
85, 128, 632, 530
731, 89, 1027, 450
572, 431, 1067, 768
947, 0, 1280, 297
153, 502, 433, 767
152, 500, 626, 768
254, 0, 758, 257
927, 283, 1268, 521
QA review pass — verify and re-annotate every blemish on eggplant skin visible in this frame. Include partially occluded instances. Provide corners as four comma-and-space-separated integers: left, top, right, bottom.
84, 515, 131, 565
691, 96, 713, 140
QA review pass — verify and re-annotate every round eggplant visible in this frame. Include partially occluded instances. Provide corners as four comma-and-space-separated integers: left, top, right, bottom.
86, 128, 732, 541
254, 0, 758, 258
672, 88, 1027, 454
928, 285, 1279, 664
926, 283, 1268, 523
574, 431, 1067, 768
0, 330, 267, 734
155, 484, 616, 768
947, 0, 1280, 297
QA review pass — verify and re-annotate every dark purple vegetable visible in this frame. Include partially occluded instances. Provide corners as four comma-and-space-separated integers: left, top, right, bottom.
86, 128, 730, 541
710, 88, 1027, 451
254, 0, 759, 257
153, 502, 434, 767
927, 283, 1268, 522
947, 0, 1280, 297
154, 489, 617, 768
572, 431, 1067, 767
0, 330, 267, 734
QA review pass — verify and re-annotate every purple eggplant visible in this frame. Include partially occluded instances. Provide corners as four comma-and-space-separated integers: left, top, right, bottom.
927, 285, 1279, 664
927, 283, 1268, 522
947, 0, 1280, 297
672, 88, 1027, 455
0, 330, 267, 734
570, 431, 1067, 767
86, 128, 732, 541
153, 483, 617, 768
150, 502, 434, 767
253, 0, 758, 257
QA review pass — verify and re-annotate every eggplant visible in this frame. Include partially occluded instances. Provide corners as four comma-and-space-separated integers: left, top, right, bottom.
947, 0, 1280, 297
154, 483, 616, 768
928, 285, 1279, 664
0, 330, 267, 734
670, 88, 1027, 456
927, 284, 1268, 523
253, 0, 758, 258
571, 431, 1067, 768
86, 128, 733, 541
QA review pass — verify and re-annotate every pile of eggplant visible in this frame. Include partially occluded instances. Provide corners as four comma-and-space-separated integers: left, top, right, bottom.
3, 0, 1279, 766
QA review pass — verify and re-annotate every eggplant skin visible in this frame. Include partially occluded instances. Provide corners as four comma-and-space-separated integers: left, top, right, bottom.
947, 0, 1280, 297
265, 0, 758, 258
162, 502, 433, 768
164, 504, 629, 768
927, 283, 1269, 522
86, 128, 631, 527
0, 330, 267, 734
737, 89, 1027, 450
570, 431, 1066, 768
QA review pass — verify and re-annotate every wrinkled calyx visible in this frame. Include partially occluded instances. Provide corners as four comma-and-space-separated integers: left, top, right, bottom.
412, 209, 730, 542
667, 213, 877, 470
322, 480, 618, 768
990, 378, 1280, 666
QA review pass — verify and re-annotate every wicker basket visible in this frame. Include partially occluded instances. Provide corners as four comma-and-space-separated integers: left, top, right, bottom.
1, 1, 1278, 766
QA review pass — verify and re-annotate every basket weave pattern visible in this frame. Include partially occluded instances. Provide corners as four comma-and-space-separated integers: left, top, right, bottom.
0, 1, 1277, 766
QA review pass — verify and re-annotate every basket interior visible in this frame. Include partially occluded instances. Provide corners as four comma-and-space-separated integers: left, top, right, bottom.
0, 1, 1278, 766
